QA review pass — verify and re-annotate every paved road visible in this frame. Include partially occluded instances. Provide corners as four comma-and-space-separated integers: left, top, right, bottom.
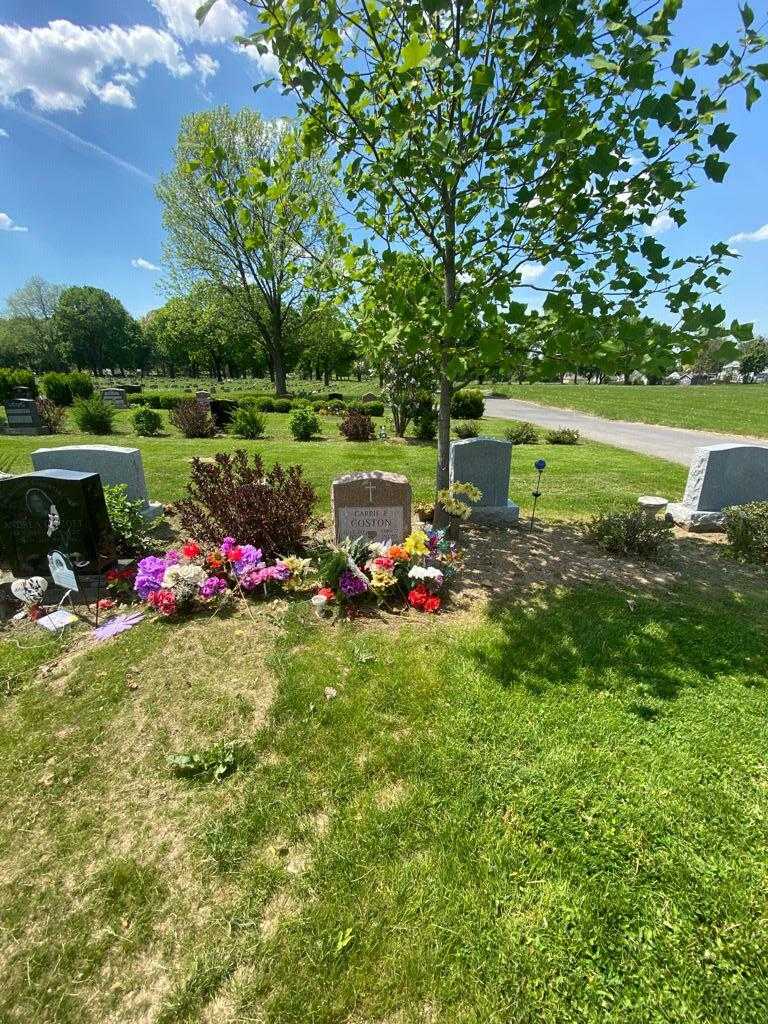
485, 397, 768, 466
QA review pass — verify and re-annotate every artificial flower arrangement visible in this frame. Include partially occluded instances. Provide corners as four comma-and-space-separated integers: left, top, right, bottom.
311, 527, 463, 617
133, 537, 316, 617
435, 481, 482, 520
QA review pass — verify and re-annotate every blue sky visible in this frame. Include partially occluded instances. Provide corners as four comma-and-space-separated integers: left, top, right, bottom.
0, 1, 767, 332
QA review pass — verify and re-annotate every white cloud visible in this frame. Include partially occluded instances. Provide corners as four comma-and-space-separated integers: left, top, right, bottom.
0, 19, 191, 112
644, 211, 675, 237
151, 0, 246, 43
0, 211, 28, 232
518, 262, 546, 282
728, 223, 768, 244
194, 52, 219, 84
131, 257, 160, 271
241, 39, 280, 77
0, 127, 7, 137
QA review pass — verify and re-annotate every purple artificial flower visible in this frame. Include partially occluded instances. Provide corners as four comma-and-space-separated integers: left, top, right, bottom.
339, 569, 369, 598
200, 576, 228, 599
232, 544, 264, 576
134, 555, 167, 600
220, 537, 237, 555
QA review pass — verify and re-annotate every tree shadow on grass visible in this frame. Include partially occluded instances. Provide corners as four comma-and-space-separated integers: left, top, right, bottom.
470, 583, 768, 706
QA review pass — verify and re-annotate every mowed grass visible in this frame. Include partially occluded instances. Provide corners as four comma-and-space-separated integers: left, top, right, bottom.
488, 383, 768, 437
0, 407, 687, 518
2, 576, 768, 1022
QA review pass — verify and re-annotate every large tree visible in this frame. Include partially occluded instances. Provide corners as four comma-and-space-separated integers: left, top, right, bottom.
144, 284, 273, 379
4, 276, 65, 370
157, 106, 342, 395
52, 286, 141, 375
204, 0, 766, 504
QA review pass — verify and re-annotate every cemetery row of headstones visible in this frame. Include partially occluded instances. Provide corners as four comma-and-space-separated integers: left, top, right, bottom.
1, 434, 767, 586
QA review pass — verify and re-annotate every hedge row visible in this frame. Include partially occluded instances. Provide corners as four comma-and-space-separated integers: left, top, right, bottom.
0, 368, 38, 404
128, 391, 385, 417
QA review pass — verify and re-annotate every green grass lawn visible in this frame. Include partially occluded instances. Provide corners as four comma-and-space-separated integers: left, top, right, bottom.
0, 408, 687, 519
487, 383, 768, 437
2, 570, 768, 1022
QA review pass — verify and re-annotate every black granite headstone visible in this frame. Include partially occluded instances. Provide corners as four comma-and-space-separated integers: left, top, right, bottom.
3, 398, 41, 431
0, 469, 115, 575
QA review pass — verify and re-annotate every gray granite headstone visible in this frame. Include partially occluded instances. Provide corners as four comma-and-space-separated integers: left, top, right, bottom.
331, 471, 411, 543
101, 387, 128, 409
2, 399, 44, 436
449, 437, 519, 526
667, 443, 768, 531
196, 390, 212, 410
31, 444, 163, 520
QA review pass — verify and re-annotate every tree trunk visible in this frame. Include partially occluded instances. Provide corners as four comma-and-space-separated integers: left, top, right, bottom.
272, 347, 288, 396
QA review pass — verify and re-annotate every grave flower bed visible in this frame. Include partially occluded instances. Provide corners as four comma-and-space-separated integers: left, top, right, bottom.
129, 528, 464, 621
311, 528, 463, 617
133, 537, 316, 617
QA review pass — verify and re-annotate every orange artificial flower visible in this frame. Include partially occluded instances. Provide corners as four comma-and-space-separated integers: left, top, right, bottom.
388, 545, 409, 561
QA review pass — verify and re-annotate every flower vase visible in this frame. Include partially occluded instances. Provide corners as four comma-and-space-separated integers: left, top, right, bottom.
447, 515, 462, 544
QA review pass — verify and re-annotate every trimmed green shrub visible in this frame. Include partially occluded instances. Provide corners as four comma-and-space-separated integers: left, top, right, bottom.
41, 372, 73, 406
231, 405, 266, 439
450, 388, 485, 419
170, 399, 215, 438
289, 407, 320, 440
68, 371, 94, 400
132, 406, 163, 436
349, 400, 385, 417
327, 392, 344, 400
454, 421, 479, 439
584, 507, 673, 563
0, 368, 37, 403
546, 427, 580, 445
504, 421, 539, 445
127, 391, 185, 410
104, 484, 155, 555
339, 409, 374, 441
724, 502, 768, 564
73, 396, 116, 434
414, 406, 437, 441
273, 398, 293, 413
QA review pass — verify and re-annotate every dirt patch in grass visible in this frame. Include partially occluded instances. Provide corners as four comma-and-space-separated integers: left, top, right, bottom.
452, 520, 766, 612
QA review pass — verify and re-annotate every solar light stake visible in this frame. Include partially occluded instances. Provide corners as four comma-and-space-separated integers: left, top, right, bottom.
529, 459, 547, 533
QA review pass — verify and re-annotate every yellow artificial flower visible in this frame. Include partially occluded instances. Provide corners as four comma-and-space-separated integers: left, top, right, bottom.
403, 529, 429, 557
279, 555, 316, 592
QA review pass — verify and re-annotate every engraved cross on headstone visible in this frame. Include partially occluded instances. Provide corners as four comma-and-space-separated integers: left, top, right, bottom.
365, 479, 376, 502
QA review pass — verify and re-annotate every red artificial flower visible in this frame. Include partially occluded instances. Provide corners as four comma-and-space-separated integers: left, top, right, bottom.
317, 586, 335, 601
27, 604, 43, 621
374, 556, 395, 571
182, 541, 201, 559
105, 569, 119, 583
97, 598, 117, 611
207, 553, 223, 569
120, 568, 137, 580
148, 588, 177, 617
407, 584, 428, 609
227, 546, 244, 563
423, 594, 441, 614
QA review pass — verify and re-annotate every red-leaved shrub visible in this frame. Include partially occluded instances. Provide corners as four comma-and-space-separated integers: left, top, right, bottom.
170, 399, 215, 438
174, 449, 317, 556
339, 409, 375, 441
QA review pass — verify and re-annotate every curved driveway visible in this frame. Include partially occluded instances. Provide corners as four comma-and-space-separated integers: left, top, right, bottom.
485, 397, 768, 466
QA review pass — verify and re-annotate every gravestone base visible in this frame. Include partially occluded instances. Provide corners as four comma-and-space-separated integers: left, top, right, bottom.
143, 500, 164, 521
666, 503, 725, 532
470, 500, 520, 526
1, 425, 46, 436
